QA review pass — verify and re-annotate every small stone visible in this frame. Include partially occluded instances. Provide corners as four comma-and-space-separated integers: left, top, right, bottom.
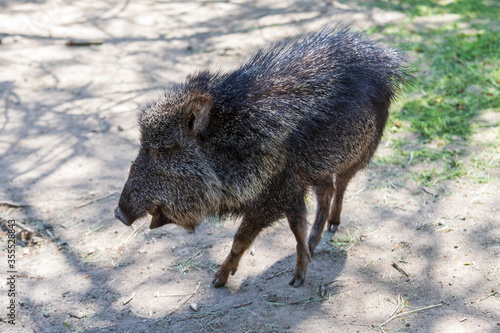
189, 303, 198, 312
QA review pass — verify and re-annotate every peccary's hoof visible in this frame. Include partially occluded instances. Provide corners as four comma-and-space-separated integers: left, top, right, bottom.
288, 276, 304, 288
212, 277, 225, 288
327, 224, 339, 235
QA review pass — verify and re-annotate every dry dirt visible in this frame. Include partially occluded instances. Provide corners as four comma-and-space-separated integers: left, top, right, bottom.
0, 1, 499, 332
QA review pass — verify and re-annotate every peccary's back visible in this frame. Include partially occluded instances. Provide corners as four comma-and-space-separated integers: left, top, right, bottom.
185, 27, 408, 196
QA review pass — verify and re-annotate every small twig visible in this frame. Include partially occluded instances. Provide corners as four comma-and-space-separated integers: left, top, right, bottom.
233, 301, 253, 309
122, 292, 136, 305
68, 313, 85, 319
380, 303, 442, 329
85, 224, 103, 235
381, 314, 396, 329
66, 39, 104, 47
168, 282, 202, 315
0, 201, 31, 208
398, 303, 442, 316
404, 267, 424, 284
389, 295, 403, 317
423, 187, 437, 197
14, 221, 35, 232
391, 262, 410, 278
323, 280, 338, 286
46, 229, 57, 241
471, 290, 499, 303
263, 268, 292, 283
74, 192, 118, 209
387, 179, 398, 189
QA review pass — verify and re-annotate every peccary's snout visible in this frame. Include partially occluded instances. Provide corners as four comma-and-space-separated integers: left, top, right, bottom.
114, 206, 133, 226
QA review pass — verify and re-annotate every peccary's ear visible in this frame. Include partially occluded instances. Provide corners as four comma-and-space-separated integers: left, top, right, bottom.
184, 91, 212, 137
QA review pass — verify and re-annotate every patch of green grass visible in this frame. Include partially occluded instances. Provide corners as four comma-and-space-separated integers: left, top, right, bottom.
369, 0, 500, 20
393, 24, 499, 142
468, 151, 500, 183
375, 143, 469, 185
329, 229, 359, 251
377, 142, 465, 165
365, 0, 500, 186
411, 160, 467, 186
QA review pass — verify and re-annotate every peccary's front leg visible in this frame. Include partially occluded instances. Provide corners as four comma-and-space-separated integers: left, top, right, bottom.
308, 176, 335, 256
286, 197, 311, 287
212, 216, 267, 288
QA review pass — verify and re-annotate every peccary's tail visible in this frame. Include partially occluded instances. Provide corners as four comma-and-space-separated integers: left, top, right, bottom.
326, 24, 411, 101
375, 41, 411, 100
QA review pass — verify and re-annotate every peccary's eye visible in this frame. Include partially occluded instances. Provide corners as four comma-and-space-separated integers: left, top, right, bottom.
158, 146, 170, 154
154, 145, 176, 158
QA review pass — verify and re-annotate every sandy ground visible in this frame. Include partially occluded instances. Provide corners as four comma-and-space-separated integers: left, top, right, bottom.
0, 1, 499, 332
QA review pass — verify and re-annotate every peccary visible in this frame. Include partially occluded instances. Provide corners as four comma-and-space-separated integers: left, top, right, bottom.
114, 26, 409, 287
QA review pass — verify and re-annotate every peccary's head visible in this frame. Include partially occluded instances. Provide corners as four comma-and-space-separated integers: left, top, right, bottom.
114, 90, 222, 232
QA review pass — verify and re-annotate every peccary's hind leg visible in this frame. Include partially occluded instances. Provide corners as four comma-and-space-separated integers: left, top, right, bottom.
327, 173, 353, 234
286, 196, 312, 287
212, 215, 267, 288
308, 176, 335, 256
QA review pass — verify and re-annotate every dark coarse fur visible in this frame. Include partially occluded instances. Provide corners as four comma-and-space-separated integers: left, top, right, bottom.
115, 25, 410, 288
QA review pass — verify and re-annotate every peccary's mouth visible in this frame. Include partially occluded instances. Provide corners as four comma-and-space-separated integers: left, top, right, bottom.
150, 209, 174, 229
